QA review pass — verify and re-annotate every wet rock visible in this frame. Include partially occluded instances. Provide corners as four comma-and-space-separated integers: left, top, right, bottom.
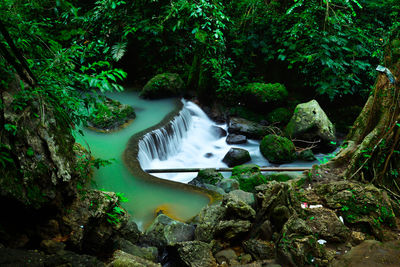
331, 240, 400, 267
217, 178, 240, 193
175, 241, 217, 267
285, 100, 336, 151
222, 148, 251, 167
222, 192, 256, 219
228, 190, 256, 207
211, 126, 227, 138
282, 217, 312, 236
258, 220, 273, 241
271, 205, 291, 228
231, 164, 268, 192
297, 149, 317, 161
260, 134, 296, 164
228, 117, 271, 139
40, 239, 66, 254
204, 152, 214, 158
267, 172, 302, 182
215, 220, 251, 240
214, 248, 238, 265
243, 239, 275, 260
306, 207, 350, 243
203, 184, 226, 195
195, 206, 227, 242
240, 83, 288, 111
119, 220, 141, 244
108, 250, 160, 267
114, 238, 158, 262
226, 134, 247, 144
189, 169, 223, 186
145, 214, 195, 247
140, 73, 184, 99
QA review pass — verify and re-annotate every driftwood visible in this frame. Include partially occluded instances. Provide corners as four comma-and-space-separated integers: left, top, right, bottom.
145, 167, 311, 173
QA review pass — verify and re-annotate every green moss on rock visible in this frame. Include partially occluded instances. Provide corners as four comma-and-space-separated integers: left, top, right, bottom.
260, 135, 296, 164
140, 73, 184, 99
241, 82, 288, 104
231, 164, 269, 192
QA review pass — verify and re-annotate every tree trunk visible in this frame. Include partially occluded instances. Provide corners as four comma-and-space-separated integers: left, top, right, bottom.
320, 47, 400, 197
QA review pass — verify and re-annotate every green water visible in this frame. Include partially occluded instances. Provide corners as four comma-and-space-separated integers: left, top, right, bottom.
75, 92, 209, 229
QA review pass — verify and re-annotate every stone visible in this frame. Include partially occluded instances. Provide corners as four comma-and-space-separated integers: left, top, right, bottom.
226, 134, 247, 144
243, 239, 275, 260
40, 239, 66, 254
240, 83, 288, 110
306, 207, 350, 243
258, 220, 273, 241
114, 238, 157, 262
267, 172, 302, 182
145, 214, 194, 247
228, 117, 271, 139
195, 205, 227, 242
214, 249, 238, 265
211, 126, 227, 138
222, 148, 251, 167
108, 250, 160, 267
331, 240, 400, 267
140, 73, 184, 99
215, 220, 252, 240
222, 192, 256, 219
283, 217, 313, 236
203, 184, 226, 195
217, 178, 240, 193
350, 231, 366, 245
228, 190, 256, 207
189, 169, 223, 186
297, 149, 317, 161
231, 164, 268, 192
259, 134, 296, 164
285, 100, 336, 151
119, 221, 141, 244
175, 241, 217, 267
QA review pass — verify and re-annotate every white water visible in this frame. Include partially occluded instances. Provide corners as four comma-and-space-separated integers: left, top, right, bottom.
138, 100, 326, 183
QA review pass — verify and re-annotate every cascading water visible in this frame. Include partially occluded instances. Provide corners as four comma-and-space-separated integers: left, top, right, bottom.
137, 100, 268, 183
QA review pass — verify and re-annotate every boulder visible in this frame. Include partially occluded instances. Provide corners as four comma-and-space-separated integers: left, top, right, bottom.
226, 134, 247, 144
108, 250, 160, 267
306, 207, 350, 243
174, 241, 217, 267
222, 148, 251, 167
260, 135, 296, 164
240, 83, 288, 110
203, 184, 226, 195
144, 214, 194, 247
214, 248, 238, 265
217, 178, 240, 193
285, 100, 336, 151
215, 220, 252, 240
226, 189, 256, 207
297, 149, 316, 161
230, 164, 268, 192
243, 239, 275, 260
140, 73, 184, 99
195, 205, 227, 242
211, 126, 227, 138
189, 169, 223, 186
114, 238, 158, 262
228, 117, 271, 139
222, 192, 256, 220
266, 107, 292, 125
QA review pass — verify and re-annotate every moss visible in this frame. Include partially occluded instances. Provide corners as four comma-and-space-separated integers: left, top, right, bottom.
266, 107, 292, 125
260, 134, 296, 164
241, 82, 288, 104
140, 73, 184, 99
89, 98, 136, 130
231, 164, 269, 192
268, 173, 293, 182
196, 169, 223, 185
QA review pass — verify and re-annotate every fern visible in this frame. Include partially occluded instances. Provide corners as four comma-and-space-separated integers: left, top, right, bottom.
111, 42, 127, 61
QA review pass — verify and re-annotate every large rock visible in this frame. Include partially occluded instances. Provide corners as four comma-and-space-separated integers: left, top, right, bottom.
108, 250, 160, 267
114, 238, 158, 262
174, 241, 217, 267
144, 214, 194, 247
243, 239, 275, 260
222, 148, 251, 167
195, 205, 227, 242
226, 134, 247, 144
140, 73, 184, 99
226, 189, 256, 207
285, 100, 336, 151
260, 135, 296, 164
240, 82, 288, 110
217, 178, 240, 193
189, 169, 223, 186
231, 164, 268, 192
222, 192, 256, 220
228, 117, 271, 139
215, 220, 252, 240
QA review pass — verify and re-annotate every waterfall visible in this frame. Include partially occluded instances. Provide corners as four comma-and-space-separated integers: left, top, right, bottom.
137, 101, 193, 169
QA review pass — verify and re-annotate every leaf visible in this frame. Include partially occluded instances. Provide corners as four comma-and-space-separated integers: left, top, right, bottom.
111, 42, 127, 62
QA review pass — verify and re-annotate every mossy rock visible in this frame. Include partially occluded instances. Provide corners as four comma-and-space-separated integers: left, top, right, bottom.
267, 172, 301, 182
231, 164, 269, 192
266, 107, 292, 125
260, 134, 296, 164
241, 82, 288, 104
140, 73, 184, 99
297, 149, 316, 161
89, 98, 135, 131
